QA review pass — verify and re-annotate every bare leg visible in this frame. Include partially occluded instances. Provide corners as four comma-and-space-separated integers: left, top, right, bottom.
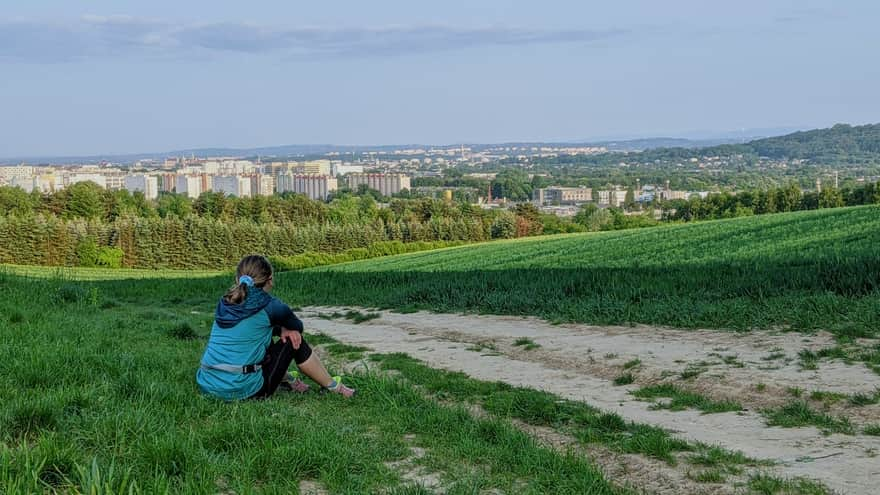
296, 353, 334, 387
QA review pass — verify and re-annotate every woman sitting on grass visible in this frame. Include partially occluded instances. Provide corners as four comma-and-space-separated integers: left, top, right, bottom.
196, 255, 355, 400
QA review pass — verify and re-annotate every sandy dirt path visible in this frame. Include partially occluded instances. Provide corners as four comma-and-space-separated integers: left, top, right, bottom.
303, 307, 880, 495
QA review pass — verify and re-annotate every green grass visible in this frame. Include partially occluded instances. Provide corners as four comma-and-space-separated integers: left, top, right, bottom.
632, 384, 743, 414
762, 351, 786, 361
747, 473, 832, 495
0, 263, 225, 280
318, 310, 381, 324
847, 389, 880, 406
612, 373, 635, 386
323, 343, 370, 360
808, 390, 848, 405
762, 401, 854, 435
797, 350, 820, 370
798, 343, 880, 376
688, 469, 726, 483
864, 424, 880, 436
0, 273, 629, 494
271, 206, 880, 338
679, 364, 708, 380
622, 359, 641, 370
512, 337, 541, 351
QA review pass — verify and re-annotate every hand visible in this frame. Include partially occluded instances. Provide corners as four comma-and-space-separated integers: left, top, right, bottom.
281, 328, 302, 350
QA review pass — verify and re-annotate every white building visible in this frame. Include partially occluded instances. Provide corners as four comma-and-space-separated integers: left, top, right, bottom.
277, 174, 337, 200
104, 174, 126, 190
124, 175, 159, 200
213, 175, 252, 197
597, 189, 626, 208
249, 174, 275, 196
9, 176, 33, 191
346, 173, 411, 196
17, 174, 63, 193
533, 186, 592, 205
201, 161, 221, 175
175, 175, 202, 199
0, 165, 36, 181
290, 160, 331, 176
331, 163, 364, 176
66, 173, 107, 188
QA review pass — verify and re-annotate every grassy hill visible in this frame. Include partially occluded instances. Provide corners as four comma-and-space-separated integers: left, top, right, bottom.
281, 206, 880, 338
625, 122, 880, 165
745, 123, 880, 161
1, 272, 631, 493
2, 207, 875, 492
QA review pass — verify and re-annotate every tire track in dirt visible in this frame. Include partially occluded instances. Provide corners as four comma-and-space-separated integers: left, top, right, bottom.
304, 307, 880, 495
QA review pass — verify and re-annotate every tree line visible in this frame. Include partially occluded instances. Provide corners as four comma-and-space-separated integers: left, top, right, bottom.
661, 181, 880, 222
0, 182, 545, 269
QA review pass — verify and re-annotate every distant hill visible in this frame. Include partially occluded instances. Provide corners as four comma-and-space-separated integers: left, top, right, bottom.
621, 123, 880, 165
745, 123, 880, 161
595, 137, 758, 152
3, 123, 878, 165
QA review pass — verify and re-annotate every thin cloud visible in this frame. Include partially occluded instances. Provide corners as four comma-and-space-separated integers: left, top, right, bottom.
0, 16, 627, 63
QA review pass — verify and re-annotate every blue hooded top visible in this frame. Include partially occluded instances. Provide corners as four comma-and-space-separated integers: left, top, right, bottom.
196, 287, 303, 401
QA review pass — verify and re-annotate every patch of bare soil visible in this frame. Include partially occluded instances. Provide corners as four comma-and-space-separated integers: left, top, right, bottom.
298, 479, 329, 495
303, 307, 880, 495
383, 434, 443, 492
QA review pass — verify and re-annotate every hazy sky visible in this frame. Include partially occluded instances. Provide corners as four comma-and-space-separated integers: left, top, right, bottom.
1, 0, 878, 156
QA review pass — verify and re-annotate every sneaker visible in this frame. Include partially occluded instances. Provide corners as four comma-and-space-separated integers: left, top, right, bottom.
279, 371, 310, 394
324, 376, 356, 398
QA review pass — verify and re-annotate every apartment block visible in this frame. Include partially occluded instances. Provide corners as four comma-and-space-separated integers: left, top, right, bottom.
123, 174, 159, 200
175, 175, 202, 199
290, 160, 331, 176
597, 189, 627, 207
533, 186, 592, 205
248, 174, 275, 196
104, 174, 126, 190
213, 175, 252, 197
0, 165, 36, 181
345, 173, 411, 196
331, 163, 364, 176
66, 173, 107, 188
277, 174, 337, 200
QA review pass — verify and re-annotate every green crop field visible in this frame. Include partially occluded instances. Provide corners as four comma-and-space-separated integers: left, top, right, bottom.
282, 205, 880, 338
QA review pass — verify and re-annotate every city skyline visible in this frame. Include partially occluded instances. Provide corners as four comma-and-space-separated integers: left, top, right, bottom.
2, 0, 879, 156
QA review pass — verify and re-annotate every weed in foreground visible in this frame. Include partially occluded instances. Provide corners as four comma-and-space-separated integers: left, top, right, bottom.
513, 337, 541, 350
632, 384, 743, 414
808, 390, 848, 405
847, 389, 879, 407
687, 469, 726, 483
344, 310, 381, 324
762, 401, 854, 435
747, 473, 831, 495
613, 373, 635, 386
622, 359, 641, 370
679, 364, 708, 380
